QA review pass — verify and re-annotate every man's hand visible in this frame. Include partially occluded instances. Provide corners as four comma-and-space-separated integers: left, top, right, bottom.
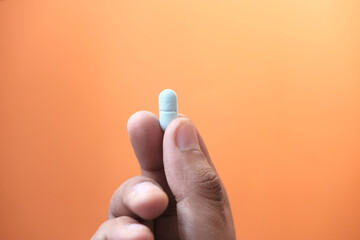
91, 111, 235, 240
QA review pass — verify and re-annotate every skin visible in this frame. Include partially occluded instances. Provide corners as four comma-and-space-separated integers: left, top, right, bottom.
91, 111, 235, 240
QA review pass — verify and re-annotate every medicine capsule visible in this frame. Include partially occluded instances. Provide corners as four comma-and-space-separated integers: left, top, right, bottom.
159, 89, 178, 131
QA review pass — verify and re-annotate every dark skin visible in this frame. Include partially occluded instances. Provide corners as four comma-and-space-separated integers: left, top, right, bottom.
91, 111, 235, 240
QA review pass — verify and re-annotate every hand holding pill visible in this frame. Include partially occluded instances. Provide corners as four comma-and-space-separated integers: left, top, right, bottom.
91, 90, 235, 240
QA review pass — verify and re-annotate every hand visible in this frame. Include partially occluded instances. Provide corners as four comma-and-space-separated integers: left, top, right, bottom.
91, 111, 235, 240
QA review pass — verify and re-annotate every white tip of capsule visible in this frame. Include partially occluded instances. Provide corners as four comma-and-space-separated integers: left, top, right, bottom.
159, 89, 177, 111
159, 89, 178, 130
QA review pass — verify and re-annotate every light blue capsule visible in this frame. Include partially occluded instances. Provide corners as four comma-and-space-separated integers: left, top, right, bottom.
159, 89, 178, 131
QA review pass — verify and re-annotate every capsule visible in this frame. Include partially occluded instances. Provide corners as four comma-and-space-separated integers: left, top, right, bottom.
159, 89, 178, 131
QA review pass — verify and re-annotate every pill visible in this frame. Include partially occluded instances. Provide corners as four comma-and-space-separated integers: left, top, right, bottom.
159, 89, 178, 131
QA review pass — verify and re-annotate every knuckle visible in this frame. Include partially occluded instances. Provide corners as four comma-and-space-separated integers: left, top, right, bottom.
195, 166, 223, 202
109, 175, 155, 219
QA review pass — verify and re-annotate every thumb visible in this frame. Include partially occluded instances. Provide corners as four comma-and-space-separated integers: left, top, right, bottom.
163, 118, 235, 240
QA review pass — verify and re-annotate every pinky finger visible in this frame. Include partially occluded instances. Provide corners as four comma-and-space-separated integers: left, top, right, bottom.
91, 216, 154, 240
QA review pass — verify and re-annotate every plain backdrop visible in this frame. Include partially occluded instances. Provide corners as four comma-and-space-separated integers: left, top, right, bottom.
1, 1, 359, 239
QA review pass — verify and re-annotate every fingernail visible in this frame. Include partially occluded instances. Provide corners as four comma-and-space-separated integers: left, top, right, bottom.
176, 120, 200, 151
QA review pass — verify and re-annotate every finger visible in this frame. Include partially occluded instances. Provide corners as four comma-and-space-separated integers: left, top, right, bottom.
178, 113, 213, 165
127, 111, 177, 217
127, 111, 164, 175
127, 111, 187, 181
108, 176, 168, 221
91, 216, 153, 240
163, 118, 223, 202
163, 118, 235, 239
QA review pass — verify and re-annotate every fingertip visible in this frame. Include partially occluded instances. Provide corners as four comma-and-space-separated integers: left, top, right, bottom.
127, 111, 186, 135
164, 117, 200, 150
127, 111, 159, 133
127, 182, 169, 221
177, 113, 187, 118
93, 217, 154, 240
124, 224, 154, 240
164, 117, 190, 136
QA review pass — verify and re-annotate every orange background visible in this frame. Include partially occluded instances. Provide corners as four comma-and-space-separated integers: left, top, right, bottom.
1, 1, 360, 239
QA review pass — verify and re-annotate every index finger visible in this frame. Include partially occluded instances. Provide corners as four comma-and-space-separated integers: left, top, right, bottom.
127, 111, 165, 179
